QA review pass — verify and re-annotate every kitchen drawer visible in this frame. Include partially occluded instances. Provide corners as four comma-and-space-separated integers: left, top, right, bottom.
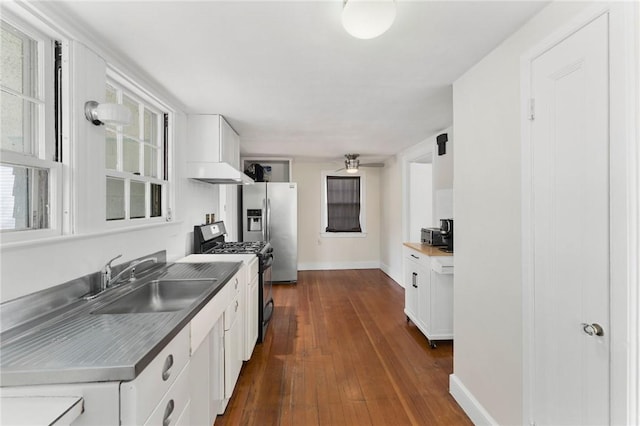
404, 246, 430, 268
175, 400, 191, 426
121, 326, 189, 425
144, 362, 189, 426
230, 272, 241, 293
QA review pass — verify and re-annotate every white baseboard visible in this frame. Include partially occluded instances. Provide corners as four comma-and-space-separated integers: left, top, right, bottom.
297, 261, 380, 271
380, 262, 403, 287
449, 374, 498, 426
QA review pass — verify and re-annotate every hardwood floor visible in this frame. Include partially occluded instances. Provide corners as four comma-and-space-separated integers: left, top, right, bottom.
215, 269, 471, 426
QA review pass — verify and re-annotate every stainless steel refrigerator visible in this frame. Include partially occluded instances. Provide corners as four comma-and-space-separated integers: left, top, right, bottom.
242, 182, 297, 283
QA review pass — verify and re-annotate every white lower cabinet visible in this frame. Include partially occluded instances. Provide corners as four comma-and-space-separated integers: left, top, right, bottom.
143, 362, 190, 426
224, 292, 243, 400
120, 326, 190, 426
1, 267, 247, 426
246, 272, 259, 359
403, 246, 453, 348
243, 257, 259, 361
188, 268, 244, 423
175, 400, 190, 426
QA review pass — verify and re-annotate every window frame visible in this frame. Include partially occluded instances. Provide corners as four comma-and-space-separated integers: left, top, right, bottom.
320, 169, 367, 238
104, 68, 172, 227
0, 13, 63, 243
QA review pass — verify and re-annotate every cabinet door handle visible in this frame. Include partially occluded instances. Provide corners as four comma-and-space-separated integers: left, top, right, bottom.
235, 300, 239, 312
234, 278, 239, 290
412, 272, 418, 288
162, 399, 175, 426
411, 254, 419, 259
161, 354, 174, 381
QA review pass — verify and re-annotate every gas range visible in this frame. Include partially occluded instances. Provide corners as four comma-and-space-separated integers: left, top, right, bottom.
193, 222, 272, 262
193, 221, 275, 344
205, 241, 268, 255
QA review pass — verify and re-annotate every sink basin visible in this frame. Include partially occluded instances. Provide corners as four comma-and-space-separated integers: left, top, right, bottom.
92, 279, 216, 314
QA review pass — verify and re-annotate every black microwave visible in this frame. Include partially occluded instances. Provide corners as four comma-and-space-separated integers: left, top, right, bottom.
421, 228, 446, 246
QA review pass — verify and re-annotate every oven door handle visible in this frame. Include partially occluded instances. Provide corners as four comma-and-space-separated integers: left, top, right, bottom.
262, 254, 274, 270
263, 298, 274, 325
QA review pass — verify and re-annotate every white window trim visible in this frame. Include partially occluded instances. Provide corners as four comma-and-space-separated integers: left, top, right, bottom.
104, 67, 174, 226
0, 11, 64, 244
319, 169, 367, 238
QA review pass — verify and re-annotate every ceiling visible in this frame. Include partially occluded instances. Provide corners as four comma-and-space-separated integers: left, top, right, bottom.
52, 1, 547, 162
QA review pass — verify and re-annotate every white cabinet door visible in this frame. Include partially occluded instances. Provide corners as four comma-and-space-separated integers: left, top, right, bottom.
223, 294, 243, 400
220, 117, 240, 169
210, 318, 225, 417
189, 334, 210, 426
245, 274, 259, 360
416, 263, 430, 331
429, 269, 453, 338
120, 327, 190, 426
187, 115, 222, 163
403, 256, 420, 323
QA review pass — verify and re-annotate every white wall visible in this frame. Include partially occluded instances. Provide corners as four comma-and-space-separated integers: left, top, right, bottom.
433, 130, 453, 193
0, 11, 222, 302
380, 156, 402, 284
294, 161, 381, 270
451, 2, 600, 424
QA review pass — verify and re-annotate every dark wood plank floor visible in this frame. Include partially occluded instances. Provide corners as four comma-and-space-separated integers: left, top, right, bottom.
215, 269, 472, 426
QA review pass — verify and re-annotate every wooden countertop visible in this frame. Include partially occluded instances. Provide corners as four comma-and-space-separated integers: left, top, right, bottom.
403, 242, 453, 257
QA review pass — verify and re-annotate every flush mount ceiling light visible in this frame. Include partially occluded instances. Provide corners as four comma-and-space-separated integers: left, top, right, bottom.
84, 101, 132, 126
342, 0, 396, 40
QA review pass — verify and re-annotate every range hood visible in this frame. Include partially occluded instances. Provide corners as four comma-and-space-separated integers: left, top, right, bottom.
187, 161, 254, 185
186, 114, 254, 185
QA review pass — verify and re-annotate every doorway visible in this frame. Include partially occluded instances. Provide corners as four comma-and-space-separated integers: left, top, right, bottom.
402, 142, 434, 243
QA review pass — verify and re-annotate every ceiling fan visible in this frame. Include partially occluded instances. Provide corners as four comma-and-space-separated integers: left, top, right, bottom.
337, 154, 385, 174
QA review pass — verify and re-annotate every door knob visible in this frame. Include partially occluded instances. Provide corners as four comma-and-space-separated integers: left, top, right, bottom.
582, 323, 604, 336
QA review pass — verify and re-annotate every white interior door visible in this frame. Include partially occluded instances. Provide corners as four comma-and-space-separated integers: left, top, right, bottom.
531, 13, 610, 425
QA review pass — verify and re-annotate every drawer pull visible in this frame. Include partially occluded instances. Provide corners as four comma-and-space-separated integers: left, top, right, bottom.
162, 399, 175, 426
234, 278, 239, 290
411, 254, 419, 259
162, 354, 174, 381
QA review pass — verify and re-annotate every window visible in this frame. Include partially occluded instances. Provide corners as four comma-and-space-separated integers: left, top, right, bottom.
326, 176, 362, 232
0, 18, 60, 235
104, 77, 168, 222
321, 171, 366, 236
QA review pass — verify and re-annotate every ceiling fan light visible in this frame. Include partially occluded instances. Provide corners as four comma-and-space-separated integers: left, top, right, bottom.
345, 157, 360, 173
342, 0, 396, 40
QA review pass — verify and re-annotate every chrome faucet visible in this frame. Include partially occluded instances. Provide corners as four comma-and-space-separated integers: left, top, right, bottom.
101, 254, 123, 292
107, 257, 158, 289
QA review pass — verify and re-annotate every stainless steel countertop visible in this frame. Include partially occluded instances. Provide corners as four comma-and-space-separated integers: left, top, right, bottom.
0, 262, 242, 387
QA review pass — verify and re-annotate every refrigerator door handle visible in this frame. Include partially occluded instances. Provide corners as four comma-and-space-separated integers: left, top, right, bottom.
266, 199, 271, 242
262, 198, 267, 242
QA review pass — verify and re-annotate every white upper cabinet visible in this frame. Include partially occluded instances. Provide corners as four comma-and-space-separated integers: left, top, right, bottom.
219, 117, 240, 169
187, 114, 239, 168
186, 114, 250, 184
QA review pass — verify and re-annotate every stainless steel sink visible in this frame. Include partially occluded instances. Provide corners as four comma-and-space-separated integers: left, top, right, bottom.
92, 279, 216, 314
